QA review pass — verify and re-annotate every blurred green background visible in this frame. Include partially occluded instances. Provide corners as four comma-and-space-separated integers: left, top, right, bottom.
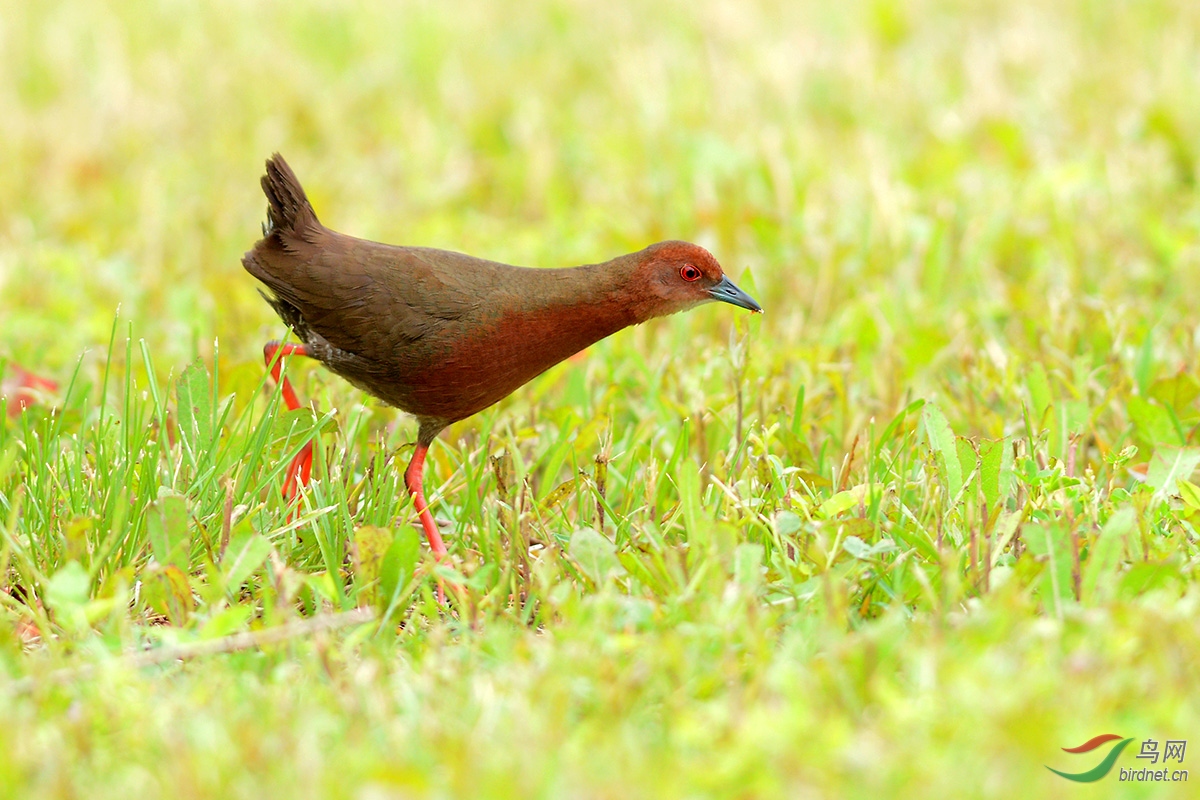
5, 0, 1196, 382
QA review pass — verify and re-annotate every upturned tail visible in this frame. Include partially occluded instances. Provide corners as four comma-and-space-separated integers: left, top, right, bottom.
260, 153, 320, 238
243, 154, 325, 342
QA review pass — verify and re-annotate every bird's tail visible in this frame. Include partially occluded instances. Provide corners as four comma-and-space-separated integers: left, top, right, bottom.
260, 153, 321, 238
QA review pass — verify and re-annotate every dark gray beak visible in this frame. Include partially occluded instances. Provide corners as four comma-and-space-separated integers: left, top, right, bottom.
709, 275, 762, 313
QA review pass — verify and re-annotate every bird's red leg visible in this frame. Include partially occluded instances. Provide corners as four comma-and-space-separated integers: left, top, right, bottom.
263, 341, 314, 501
404, 441, 452, 603
404, 442, 447, 557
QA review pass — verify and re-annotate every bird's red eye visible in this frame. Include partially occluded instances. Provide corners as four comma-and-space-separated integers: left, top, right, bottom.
680, 264, 702, 282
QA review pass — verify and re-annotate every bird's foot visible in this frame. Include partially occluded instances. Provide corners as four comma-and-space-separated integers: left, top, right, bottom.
263, 341, 316, 511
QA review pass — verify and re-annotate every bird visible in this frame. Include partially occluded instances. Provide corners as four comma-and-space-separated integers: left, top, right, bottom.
242, 154, 761, 578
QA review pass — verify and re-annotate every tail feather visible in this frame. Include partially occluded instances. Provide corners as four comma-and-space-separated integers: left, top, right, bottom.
261, 153, 320, 237
244, 153, 325, 342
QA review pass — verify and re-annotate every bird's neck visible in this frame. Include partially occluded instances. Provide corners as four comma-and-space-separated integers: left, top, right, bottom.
419, 255, 654, 424
508, 260, 644, 357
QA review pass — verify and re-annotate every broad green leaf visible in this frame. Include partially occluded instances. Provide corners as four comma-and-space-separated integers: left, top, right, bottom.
147, 487, 191, 567
1026, 363, 1052, 423
1149, 373, 1200, 414
842, 535, 896, 560
1082, 509, 1133, 603
270, 406, 320, 440
463, 562, 499, 592
841, 536, 871, 559
141, 564, 194, 625
922, 403, 962, 499
1144, 446, 1200, 498
379, 526, 420, 617
978, 437, 1014, 510
570, 527, 624, 584
304, 572, 340, 606
677, 459, 706, 554
1178, 479, 1200, 511
733, 543, 764, 592
818, 490, 859, 519
1021, 522, 1074, 616
200, 605, 253, 639
989, 511, 1023, 567
1128, 396, 1180, 446
956, 438, 978, 499
176, 358, 213, 454
45, 560, 90, 620
1047, 399, 1089, 461
353, 525, 393, 603
774, 510, 803, 537
222, 525, 272, 592
1119, 561, 1184, 598
1133, 331, 1156, 396
63, 516, 93, 564
817, 483, 881, 519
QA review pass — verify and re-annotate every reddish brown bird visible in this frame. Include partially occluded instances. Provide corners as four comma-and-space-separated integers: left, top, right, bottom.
243, 154, 761, 565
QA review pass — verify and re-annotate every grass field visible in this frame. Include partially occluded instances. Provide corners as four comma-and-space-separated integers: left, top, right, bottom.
2, 0, 1199, 797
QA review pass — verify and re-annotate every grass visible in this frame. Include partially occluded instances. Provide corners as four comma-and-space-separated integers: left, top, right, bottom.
2, 0, 1200, 796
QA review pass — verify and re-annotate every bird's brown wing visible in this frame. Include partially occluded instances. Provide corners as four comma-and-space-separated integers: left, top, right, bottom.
246, 228, 498, 368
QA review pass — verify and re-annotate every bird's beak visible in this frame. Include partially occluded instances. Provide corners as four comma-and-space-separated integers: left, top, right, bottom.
709, 275, 762, 313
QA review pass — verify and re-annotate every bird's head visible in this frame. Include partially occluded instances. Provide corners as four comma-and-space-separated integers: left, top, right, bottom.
631, 241, 762, 320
